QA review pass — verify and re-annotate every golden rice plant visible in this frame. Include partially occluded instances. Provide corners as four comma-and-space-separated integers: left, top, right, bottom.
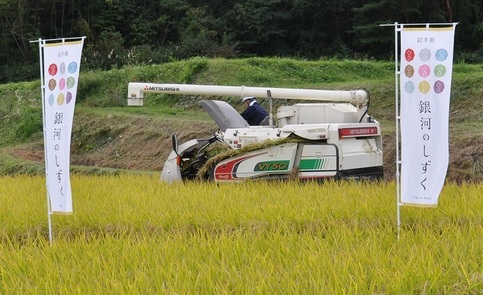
0, 175, 482, 294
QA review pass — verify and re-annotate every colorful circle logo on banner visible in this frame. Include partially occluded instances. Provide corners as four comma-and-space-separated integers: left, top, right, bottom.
434, 80, 445, 94
48, 63, 58, 76
67, 77, 75, 89
418, 64, 431, 78
434, 64, 446, 77
66, 92, 73, 104
57, 93, 65, 105
48, 79, 56, 91
60, 62, 66, 75
435, 48, 449, 61
419, 48, 431, 61
68, 62, 78, 74
418, 81, 431, 94
48, 94, 54, 106
404, 65, 414, 78
405, 48, 415, 61
59, 78, 66, 90
405, 81, 415, 94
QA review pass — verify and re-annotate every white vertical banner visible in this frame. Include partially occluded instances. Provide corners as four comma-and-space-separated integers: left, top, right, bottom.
42, 38, 85, 214
400, 25, 456, 207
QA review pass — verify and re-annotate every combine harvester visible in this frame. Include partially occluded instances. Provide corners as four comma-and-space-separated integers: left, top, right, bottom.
127, 82, 383, 182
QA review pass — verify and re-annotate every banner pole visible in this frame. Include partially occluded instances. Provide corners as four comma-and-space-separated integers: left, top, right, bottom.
394, 23, 402, 240
36, 38, 54, 245
47, 201, 53, 245
381, 22, 403, 239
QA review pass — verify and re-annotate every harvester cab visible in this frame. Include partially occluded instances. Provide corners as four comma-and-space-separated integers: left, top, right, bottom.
127, 83, 383, 182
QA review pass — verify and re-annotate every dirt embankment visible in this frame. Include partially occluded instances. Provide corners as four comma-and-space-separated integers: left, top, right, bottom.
9, 112, 218, 173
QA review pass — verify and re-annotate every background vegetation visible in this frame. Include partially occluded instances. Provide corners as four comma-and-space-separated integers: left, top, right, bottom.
1, 175, 482, 293
1, 0, 482, 83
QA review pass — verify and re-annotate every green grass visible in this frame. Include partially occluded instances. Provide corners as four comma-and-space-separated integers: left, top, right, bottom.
0, 175, 482, 294
1, 58, 482, 147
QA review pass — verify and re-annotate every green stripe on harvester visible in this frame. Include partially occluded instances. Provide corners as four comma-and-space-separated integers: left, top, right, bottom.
299, 158, 326, 171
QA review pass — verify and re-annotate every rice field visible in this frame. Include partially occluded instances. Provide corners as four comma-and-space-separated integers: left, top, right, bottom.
0, 175, 482, 294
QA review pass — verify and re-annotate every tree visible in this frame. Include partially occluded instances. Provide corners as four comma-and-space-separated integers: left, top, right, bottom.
0, 0, 482, 82
0, 0, 40, 82
351, 0, 402, 59
224, 0, 292, 55
287, 0, 355, 58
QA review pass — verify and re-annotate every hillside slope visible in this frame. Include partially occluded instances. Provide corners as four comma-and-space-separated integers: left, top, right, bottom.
1, 58, 482, 182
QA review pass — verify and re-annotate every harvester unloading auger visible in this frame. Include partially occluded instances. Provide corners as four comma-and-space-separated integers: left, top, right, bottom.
127, 82, 383, 182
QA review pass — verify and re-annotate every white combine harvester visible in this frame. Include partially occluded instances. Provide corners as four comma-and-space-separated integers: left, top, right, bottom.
127, 82, 383, 182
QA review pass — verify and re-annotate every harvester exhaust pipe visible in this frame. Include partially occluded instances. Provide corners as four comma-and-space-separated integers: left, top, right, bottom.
267, 90, 273, 127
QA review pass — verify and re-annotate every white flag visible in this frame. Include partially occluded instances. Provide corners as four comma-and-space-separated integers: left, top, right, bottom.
400, 25, 456, 207
42, 38, 84, 213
